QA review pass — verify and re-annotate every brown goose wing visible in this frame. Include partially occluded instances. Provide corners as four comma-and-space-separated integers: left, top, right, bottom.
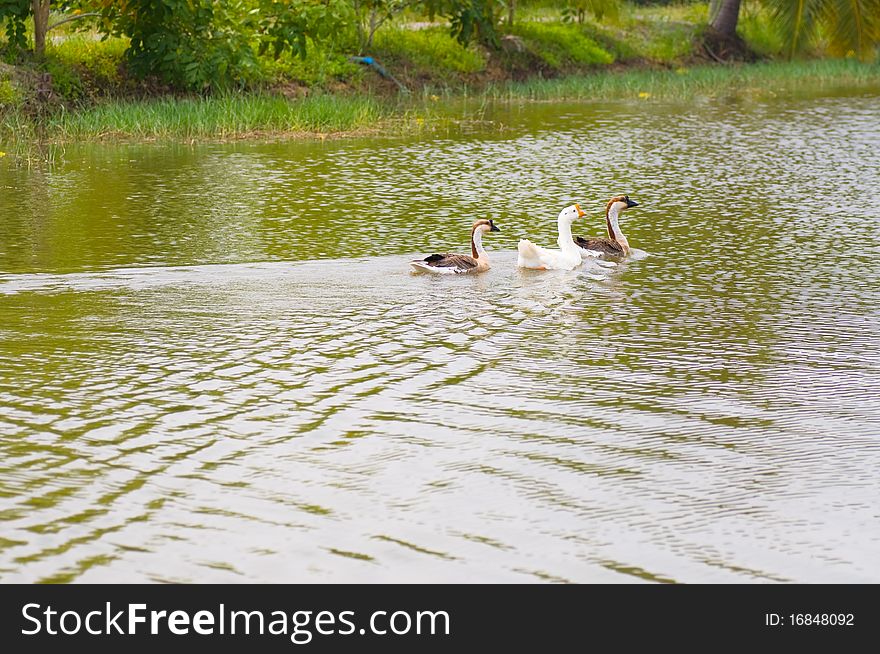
574, 236, 624, 256
421, 253, 480, 270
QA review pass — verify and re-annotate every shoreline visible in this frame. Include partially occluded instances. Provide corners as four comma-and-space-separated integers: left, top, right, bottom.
2, 59, 879, 149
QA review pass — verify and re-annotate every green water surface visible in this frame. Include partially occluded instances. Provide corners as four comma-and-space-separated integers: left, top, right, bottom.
1, 91, 879, 582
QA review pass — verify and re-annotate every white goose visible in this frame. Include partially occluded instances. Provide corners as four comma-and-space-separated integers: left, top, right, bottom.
410, 219, 500, 274
516, 204, 586, 271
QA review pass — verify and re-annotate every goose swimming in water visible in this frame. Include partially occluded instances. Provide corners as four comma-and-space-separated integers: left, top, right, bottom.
410, 219, 501, 274
516, 204, 586, 271
575, 195, 639, 257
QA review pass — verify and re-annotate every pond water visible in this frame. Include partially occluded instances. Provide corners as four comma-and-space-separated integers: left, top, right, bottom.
1, 90, 879, 583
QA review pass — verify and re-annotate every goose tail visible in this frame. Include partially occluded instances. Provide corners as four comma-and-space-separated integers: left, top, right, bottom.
517, 239, 543, 269
410, 260, 456, 275
410, 260, 434, 273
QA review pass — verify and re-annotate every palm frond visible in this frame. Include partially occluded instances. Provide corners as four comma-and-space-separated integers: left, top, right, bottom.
766, 0, 825, 58
821, 0, 880, 59
764, 0, 880, 59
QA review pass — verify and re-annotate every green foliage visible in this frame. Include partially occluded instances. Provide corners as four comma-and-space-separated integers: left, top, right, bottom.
640, 21, 697, 60
351, 0, 417, 54
766, 0, 824, 56
0, 0, 874, 107
43, 56, 86, 98
89, 0, 356, 90
450, 0, 501, 47
425, 0, 502, 48
49, 34, 126, 84
257, 41, 361, 86
707, 0, 880, 60
738, 1, 784, 55
643, 36, 690, 61
374, 26, 486, 74
596, 1, 704, 63
561, 0, 620, 25
764, 0, 880, 60
0, 76, 22, 106
510, 21, 615, 68
0, 0, 30, 54
95, 1, 259, 90
257, 0, 353, 60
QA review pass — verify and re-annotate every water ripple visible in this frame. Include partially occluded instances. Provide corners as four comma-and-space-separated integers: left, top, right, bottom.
1, 93, 879, 582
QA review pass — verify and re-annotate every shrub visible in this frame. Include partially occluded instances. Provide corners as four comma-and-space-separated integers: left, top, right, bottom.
257, 41, 361, 86
48, 35, 127, 86
424, 0, 501, 48
97, 0, 259, 90
0, 77, 22, 106
509, 22, 614, 69
0, 0, 30, 54
42, 57, 85, 99
92, 0, 356, 91
374, 27, 486, 74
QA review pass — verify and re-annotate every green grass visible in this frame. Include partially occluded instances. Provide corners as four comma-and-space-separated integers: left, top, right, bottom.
488, 59, 880, 101
0, 78, 22, 107
42, 93, 395, 141
619, 3, 705, 62
508, 22, 615, 68
638, 21, 698, 61
512, 2, 707, 64
373, 27, 487, 77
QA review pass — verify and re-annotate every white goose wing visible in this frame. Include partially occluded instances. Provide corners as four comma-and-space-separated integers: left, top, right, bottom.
517, 240, 578, 270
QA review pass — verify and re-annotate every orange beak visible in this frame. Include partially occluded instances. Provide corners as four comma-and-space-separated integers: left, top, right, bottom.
575, 204, 586, 218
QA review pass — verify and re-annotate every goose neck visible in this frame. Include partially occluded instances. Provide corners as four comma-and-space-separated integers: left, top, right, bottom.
471, 228, 487, 259
606, 206, 631, 253
557, 217, 577, 252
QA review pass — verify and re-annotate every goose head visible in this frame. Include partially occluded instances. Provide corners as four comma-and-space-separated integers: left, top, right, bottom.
558, 204, 587, 224
606, 195, 639, 215
472, 219, 501, 234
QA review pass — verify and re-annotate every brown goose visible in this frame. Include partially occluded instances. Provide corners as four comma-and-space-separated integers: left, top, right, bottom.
410, 219, 501, 274
574, 195, 639, 257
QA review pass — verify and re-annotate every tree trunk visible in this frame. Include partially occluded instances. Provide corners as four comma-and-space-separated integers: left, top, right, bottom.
32, 0, 50, 59
507, 0, 515, 27
709, 0, 742, 37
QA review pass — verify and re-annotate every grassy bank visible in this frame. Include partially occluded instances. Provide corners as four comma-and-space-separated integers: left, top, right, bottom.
43, 94, 393, 141
1, 58, 875, 147
490, 59, 880, 101
1, 2, 879, 149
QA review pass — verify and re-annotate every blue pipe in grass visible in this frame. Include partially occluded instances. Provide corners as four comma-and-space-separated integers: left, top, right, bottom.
349, 56, 409, 94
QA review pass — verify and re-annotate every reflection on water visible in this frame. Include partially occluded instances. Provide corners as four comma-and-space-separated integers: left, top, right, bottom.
1, 93, 879, 582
